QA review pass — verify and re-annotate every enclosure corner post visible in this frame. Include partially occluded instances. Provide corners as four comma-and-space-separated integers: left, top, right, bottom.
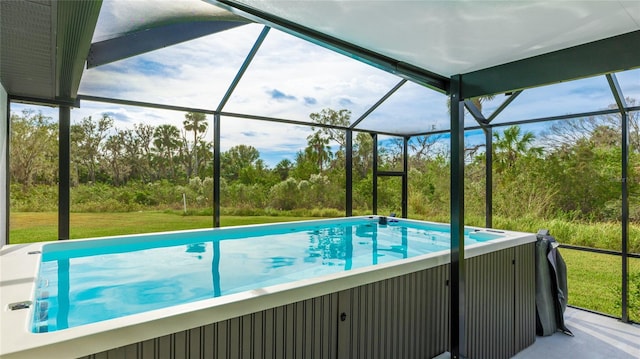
484, 126, 493, 228
214, 113, 221, 228
607, 73, 629, 323
59, 105, 71, 240
621, 110, 629, 323
372, 133, 378, 215
450, 74, 466, 359
346, 129, 353, 217
402, 136, 409, 218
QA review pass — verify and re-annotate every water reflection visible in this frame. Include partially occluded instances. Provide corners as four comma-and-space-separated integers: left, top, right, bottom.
42, 220, 429, 332
186, 243, 206, 259
306, 227, 352, 267
375, 226, 408, 259
57, 258, 69, 330
212, 241, 221, 297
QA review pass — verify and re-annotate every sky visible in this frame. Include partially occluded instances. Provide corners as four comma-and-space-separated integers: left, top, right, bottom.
10, 2, 640, 167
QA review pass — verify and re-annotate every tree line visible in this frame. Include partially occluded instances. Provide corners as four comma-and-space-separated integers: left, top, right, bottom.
9, 100, 640, 224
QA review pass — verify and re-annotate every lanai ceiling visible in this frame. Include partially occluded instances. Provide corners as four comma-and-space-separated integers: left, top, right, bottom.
1, 1, 639, 114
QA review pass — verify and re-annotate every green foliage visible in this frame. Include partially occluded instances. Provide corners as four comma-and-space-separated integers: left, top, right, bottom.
9, 106, 640, 253
9, 183, 58, 212
10, 110, 58, 187
269, 178, 300, 210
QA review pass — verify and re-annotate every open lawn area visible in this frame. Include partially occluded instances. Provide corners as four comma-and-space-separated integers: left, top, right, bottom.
562, 248, 640, 322
8, 212, 318, 243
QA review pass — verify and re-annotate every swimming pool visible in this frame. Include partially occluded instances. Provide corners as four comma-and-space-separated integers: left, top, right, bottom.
1, 216, 536, 358
31, 217, 502, 333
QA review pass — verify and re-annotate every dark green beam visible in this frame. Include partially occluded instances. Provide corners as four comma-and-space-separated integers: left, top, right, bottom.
450, 74, 466, 359
350, 79, 407, 129
484, 127, 493, 229
217, 26, 270, 112
621, 110, 629, 323
346, 130, 353, 216
88, 21, 247, 69
464, 99, 488, 126
214, 114, 221, 228
402, 136, 408, 218
487, 90, 522, 123
462, 30, 640, 98
606, 74, 628, 116
58, 106, 70, 240
372, 133, 378, 215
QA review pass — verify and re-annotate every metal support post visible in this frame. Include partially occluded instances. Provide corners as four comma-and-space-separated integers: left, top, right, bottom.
214, 114, 221, 228
346, 130, 353, 216
607, 73, 629, 323
372, 133, 378, 215
59, 106, 70, 240
621, 110, 629, 323
484, 127, 493, 228
402, 136, 409, 218
450, 74, 466, 359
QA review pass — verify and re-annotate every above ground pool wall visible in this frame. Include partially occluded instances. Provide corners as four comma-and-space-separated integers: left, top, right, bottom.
81, 243, 535, 359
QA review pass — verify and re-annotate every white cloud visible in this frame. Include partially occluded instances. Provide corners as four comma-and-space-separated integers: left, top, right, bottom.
71, 5, 640, 166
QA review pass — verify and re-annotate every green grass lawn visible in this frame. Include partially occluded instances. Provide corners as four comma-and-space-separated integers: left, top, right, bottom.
8, 212, 317, 243
562, 248, 640, 322
7, 211, 639, 323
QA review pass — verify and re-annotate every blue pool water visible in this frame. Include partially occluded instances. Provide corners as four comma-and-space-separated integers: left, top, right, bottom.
31, 217, 501, 333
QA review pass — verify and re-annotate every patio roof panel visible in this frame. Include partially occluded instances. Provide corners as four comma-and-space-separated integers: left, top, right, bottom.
211, 0, 640, 96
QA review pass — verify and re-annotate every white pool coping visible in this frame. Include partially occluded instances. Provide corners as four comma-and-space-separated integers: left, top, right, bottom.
0, 217, 535, 359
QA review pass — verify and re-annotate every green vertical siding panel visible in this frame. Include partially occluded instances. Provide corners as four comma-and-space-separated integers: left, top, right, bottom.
515, 243, 537, 352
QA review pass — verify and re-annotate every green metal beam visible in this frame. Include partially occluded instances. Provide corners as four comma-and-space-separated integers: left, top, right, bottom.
461, 30, 640, 98
217, 26, 270, 112
350, 79, 407, 129
214, 114, 221, 228
402, 136, 408, 218
450, 74, 466, 359
484, 127, 493, 229
606, 74, 628, 116
372, 133, 378, 215
88, 21, 248, 69
487, 91, 522, 123
346, 130, 353, 216
58, 106, 70, 240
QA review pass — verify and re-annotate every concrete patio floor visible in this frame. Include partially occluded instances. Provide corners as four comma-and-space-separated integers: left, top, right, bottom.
513, 307, 640, 358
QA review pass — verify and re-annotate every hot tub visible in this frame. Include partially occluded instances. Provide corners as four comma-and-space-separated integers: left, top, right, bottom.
0, 216, 536, 358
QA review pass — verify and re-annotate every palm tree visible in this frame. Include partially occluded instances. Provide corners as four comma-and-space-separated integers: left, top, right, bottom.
306, 132, 333, 172
274, 159, 293, 180
309, 108, 351, 150
493, 125, 542, 169
153, 124, 181, 179
183, 112, 208, 177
